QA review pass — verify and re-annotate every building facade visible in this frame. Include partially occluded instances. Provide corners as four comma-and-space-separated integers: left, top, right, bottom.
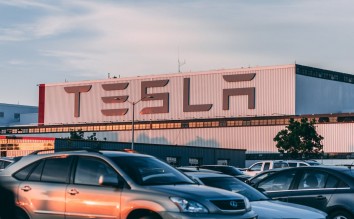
1, 64, 354, 160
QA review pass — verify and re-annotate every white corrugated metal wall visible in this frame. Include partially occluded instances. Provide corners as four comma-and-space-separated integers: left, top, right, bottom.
43, 65, 296, 125
111, 122, 354, 154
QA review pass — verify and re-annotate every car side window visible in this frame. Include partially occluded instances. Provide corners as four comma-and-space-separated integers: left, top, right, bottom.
288, 162, 297, 167
41, 156, 73, 183
3, 161, 12, 168
298, 171, 327, 189
13, 162, 39, 180
74, 156, 119, 186
258, 170, 296, 191
273, 162, 288, 168
299, 163, 308, 167
325, 175, 339, 188
250, 163, 262, 171
28, 160, 45, 181
263, 162, 270, 171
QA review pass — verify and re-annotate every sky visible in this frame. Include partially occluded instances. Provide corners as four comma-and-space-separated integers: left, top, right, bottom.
1, 0, 354, 106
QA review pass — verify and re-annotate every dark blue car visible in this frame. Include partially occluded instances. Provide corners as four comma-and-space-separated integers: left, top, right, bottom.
252, 165, 354, 219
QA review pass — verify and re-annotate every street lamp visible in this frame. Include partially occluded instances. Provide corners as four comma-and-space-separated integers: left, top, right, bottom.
124, 96, 153, 150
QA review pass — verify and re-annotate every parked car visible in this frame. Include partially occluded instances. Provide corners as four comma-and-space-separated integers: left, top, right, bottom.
286, 160, 321, 167
245, 168, 285, 186
177, 166, 221, 173
251, 166, 354, 219
0, 150, 257, 219
199, 165, 251, 182
243, 160, 289, 177
185, 172, 327, 219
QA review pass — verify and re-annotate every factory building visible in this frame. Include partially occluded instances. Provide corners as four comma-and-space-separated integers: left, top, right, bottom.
2, 64, 354, 165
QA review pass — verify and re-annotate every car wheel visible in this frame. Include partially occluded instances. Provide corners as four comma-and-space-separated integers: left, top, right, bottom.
129, 211, 161, 219
15, 208, 30, 219
329, 210, 353, 219
138, 214, 160, 219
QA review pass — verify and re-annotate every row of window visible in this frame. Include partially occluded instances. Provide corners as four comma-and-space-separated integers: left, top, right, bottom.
296, 65, 354, 84
0, 115, 352, 135
0, 112, 20, 120
165, 156, 229, 166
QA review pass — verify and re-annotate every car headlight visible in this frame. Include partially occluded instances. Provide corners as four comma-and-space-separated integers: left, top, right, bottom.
170, 197, 209, 213
244, 197, 251, 211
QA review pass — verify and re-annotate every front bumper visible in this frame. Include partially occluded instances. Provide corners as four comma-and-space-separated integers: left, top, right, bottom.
160, 211, 258, 219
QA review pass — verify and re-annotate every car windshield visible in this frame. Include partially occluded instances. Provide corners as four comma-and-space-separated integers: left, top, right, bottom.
110, 156, 195, 186
222, 166, 245, 175
199, 176, 269, 201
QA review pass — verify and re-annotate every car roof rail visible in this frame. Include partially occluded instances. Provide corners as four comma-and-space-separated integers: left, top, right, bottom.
56, 147, 103, 154
28, 149, 56, 155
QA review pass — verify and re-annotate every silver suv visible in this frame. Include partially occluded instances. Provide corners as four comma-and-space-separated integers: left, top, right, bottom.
0, 150, 257, 219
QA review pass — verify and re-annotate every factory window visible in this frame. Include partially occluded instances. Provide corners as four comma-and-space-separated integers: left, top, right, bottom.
167, 123, 175, 128
181, 123, 189, 128
318, 117, 329, 123
138, 124, 150, 129
159, 123, 167, 129
189, 157, 203, 166
120, 125, 127, 130
0, 112, 4, 118
14, 113, 20, 121
219, 121, 227, 127
166, 156, 180, 167
189, 122, 196, 128
211, 121, 219, 127
276, 119, 285, 125
242, 120, 251, 126
152, 124, 160, 129
251, 120, 260, 125
217, 159, 229, 165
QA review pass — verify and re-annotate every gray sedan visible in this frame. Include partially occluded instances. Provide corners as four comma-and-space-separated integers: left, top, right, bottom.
185, 172, 327, 219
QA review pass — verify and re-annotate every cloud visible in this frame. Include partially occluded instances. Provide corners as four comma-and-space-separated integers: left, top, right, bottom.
0, 0, 59, 11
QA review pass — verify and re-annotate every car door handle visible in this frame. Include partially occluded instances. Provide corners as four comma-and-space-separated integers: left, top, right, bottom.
68, 188, 79, 195
20, 185, 32, 192
316, 195, 326, 200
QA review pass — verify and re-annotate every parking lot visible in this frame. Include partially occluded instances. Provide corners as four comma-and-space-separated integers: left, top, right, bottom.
1, 151, 354, 219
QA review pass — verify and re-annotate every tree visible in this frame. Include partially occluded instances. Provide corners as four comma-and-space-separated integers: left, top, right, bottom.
87, 133, 98, 141
69, 129, 84, 140
68, 129, 98, 141
273, 118, 324, 159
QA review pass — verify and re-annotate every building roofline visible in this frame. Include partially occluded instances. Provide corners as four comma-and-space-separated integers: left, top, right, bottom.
42, 64, 297, 87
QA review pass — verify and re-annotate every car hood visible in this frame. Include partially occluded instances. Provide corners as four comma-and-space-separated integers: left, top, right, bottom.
150, 184, 246, 200
251, 200, 327, 219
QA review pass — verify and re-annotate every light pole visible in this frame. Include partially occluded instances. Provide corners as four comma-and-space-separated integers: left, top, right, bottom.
127, 96, 152, 150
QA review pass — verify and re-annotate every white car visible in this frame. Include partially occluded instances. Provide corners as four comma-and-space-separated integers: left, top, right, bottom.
286, 160, 321, 167
243, 160, 289, 176
186, 172, 327, 219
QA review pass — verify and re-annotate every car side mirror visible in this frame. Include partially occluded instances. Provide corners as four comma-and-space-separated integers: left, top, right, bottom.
244, 179, 251, 185
99, 175, 122, 188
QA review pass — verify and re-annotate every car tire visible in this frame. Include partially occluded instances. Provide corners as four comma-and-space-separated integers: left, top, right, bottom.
15, 208, 30, 219
329, 210, 353, 219
138, 215, 160, 219
129, 211, 161, 219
